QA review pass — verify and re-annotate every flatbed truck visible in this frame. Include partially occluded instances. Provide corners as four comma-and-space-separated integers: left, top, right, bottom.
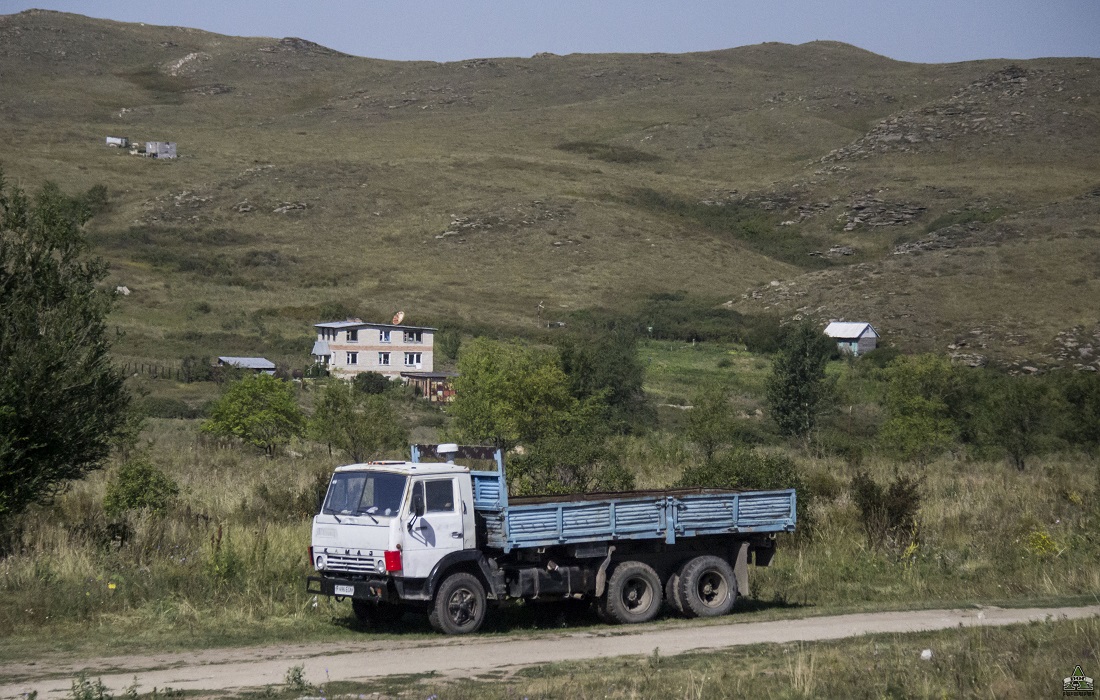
307, 443, 796, 634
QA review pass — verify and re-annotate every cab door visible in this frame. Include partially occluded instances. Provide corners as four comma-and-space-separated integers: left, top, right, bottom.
401, 477, 465, 578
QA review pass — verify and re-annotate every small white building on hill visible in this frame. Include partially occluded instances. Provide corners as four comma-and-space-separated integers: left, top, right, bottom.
824, 322, 879, 356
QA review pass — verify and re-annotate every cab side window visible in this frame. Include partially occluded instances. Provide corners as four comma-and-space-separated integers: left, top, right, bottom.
424, 479, 455, 513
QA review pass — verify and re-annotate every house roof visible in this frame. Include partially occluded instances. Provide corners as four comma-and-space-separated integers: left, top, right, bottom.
311, 341, 330, 356
218, 356, 276, 370
315, 320, 436, 331
824, 322, 878, 340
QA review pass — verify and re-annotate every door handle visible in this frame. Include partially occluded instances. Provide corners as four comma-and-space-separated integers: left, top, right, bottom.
451, 532, 462, 539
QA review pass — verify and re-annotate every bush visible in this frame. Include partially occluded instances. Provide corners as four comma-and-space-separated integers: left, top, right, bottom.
352, 371, 389, 395
103, 457, 180, 517
677, 448, 812, 529
243, 469, 330, 521
509, 432, 635, 497
849, 470, 922, 556
135, 396, 200, 419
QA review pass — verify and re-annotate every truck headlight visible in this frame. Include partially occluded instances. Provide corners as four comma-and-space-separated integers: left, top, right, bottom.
314, 553, 327, 571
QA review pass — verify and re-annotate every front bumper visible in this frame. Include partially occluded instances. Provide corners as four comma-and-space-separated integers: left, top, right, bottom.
307, 574, 392, 602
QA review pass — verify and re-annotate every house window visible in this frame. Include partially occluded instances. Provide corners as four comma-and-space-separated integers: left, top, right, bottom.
378, 352, 390, 366
346, 329, 358, 342
403, 331, 423, 343
404, 352, 422, 367
347, 352, 358, 365
380, 330, 391, 343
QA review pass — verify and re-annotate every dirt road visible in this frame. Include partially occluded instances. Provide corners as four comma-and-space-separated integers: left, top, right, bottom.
3, 604, 1097, 698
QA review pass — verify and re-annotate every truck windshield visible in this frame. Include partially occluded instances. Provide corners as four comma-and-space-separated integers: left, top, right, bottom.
323, 472, 407, 517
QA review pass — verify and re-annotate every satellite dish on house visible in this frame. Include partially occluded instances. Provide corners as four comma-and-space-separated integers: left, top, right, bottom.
392, 311, 405, 325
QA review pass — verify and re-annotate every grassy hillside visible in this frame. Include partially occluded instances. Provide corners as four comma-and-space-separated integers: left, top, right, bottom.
1, 9, 1098, 368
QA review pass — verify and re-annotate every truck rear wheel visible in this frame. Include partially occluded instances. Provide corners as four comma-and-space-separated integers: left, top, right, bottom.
678, 555, 737, 618
603, 561, 663, 625
429, 572, 487, 635
664, 569, 686, 616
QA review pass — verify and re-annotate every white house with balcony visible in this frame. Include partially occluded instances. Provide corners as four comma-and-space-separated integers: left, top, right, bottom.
311, 319, 435, 379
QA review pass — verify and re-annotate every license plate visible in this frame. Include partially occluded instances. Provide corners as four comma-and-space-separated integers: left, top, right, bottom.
334, 585, 354, 596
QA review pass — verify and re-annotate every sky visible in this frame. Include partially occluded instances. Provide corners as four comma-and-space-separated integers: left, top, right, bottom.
1, 0, 1098, 64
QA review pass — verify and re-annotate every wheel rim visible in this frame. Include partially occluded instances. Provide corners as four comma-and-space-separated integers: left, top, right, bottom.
620, 575, 654, 612
447, 587, 478, 626
695, 570, 729, 608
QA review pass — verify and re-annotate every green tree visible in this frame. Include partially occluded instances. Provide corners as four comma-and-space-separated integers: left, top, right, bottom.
686, 385, 740, 461
1057, 370, 1100, 450
310, 381, 407, 462
450, 338, 593, 449
0, 174, 130, 527
765, 322, 835, 438
201, 373, 304, 457
878, 354, 963, 462
437, 329, 462, 363
981, 375, 1058, 470
557, 331, 655, 434
509, 424, 635, 496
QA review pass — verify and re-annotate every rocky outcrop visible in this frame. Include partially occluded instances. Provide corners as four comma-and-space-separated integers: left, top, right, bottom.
820, 65, 1073, 162
842, 195, 925, 230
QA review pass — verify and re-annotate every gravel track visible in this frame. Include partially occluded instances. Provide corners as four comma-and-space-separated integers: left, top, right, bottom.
2, 604, 1097, 698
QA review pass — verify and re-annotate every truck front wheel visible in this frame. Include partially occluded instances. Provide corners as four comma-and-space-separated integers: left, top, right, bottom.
602, 561, 663, 625
429, 572, 487, 634
678, 555, 737, 617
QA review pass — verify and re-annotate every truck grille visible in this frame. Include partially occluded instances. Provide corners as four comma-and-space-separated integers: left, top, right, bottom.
324, 552, 379, 574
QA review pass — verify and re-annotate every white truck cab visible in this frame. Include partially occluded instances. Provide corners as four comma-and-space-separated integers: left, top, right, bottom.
311, 457, 476, 581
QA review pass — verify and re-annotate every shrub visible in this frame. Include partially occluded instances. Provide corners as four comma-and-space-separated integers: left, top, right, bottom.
677, 448, 812, 529
509, 428, 635, 496
103, 457, 180, 517
244, 469, 330, 521
352, 371, 389, 395
135, 396, 200, 419
849, 470, 922, 556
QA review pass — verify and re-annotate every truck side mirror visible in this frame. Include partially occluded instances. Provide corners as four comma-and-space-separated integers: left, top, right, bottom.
412, 491, 425, 518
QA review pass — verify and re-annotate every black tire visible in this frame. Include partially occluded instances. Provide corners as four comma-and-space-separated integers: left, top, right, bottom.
677, 555, 737, 618
428, 572, 487, 635
603, 561, 663, 625
664, 568, 686, 616
594, 595, 616, 624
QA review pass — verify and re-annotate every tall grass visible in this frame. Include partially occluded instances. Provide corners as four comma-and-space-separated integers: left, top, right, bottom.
1, 410, 1098, 661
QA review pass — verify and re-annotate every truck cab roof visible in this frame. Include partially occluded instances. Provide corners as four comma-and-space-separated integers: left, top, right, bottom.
334, 461, 471, 476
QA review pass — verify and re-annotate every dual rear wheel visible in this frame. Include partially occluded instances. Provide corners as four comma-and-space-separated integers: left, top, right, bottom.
670, 555, 738, 618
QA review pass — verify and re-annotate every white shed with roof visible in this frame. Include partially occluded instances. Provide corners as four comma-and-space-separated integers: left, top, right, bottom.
824, 322, 879, 356
217, 356, 276, 374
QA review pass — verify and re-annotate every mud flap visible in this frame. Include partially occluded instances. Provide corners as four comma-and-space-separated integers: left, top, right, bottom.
593, 545, 616, 598
734, 541, 750, 599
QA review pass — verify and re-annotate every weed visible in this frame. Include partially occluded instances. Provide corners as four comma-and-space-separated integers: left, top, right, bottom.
69, 674, 110, 700
850, 470, 923, 556
284, 664, 314, 694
